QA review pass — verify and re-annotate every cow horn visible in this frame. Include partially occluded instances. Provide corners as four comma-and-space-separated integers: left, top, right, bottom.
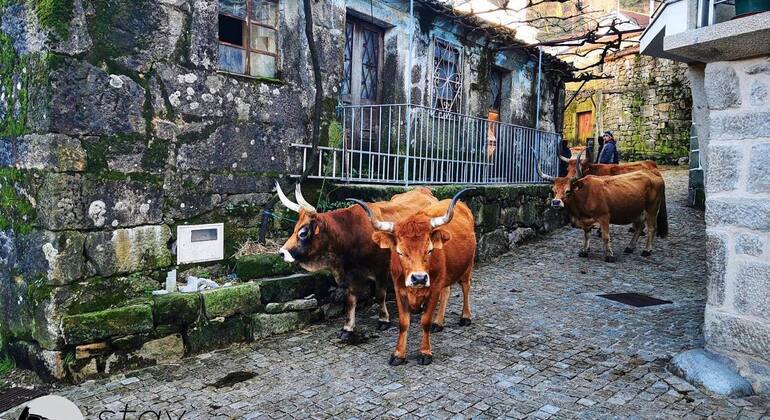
572, 150, 584, 182
346, 199, 394, 232
532, 147, 556, 182
275, 181, 300, 213
431, 188, 474, 228
294, 184, 317, 214
559, 155, 570, 163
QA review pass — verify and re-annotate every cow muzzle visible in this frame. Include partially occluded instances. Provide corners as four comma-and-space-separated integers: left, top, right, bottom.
278, 248, 295, 263
406, 272, 430, 288
551, 199, 564, 208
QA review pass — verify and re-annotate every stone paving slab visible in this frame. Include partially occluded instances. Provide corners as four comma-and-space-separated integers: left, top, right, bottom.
4, 169, 770, 419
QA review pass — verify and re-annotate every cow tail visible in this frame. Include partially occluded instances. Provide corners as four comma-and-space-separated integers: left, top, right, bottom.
657, 185, 669, 239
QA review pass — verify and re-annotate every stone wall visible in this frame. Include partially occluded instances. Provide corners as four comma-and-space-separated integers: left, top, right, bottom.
700, 56, 770, 394
563, 52, 692, 163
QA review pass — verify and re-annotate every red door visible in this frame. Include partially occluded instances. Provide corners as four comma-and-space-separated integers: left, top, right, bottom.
577, 111, 593, 143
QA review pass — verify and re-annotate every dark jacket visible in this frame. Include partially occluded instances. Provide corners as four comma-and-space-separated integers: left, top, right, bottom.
598, 140, 619, 164
558, 144, 572, 177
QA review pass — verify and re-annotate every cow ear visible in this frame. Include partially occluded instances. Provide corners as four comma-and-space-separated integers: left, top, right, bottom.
372, 231, 395, 249
431, 229, 452, 249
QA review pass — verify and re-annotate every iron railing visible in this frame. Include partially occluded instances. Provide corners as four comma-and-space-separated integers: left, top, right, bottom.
292, 103, 561, 185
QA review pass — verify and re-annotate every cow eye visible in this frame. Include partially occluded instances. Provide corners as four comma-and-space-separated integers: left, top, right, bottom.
298, 227, 309, 240
427, 248, 433, 255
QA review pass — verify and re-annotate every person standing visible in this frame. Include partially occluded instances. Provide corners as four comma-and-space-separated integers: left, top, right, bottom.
598, 131, 620, 164
558, 139, 572, 177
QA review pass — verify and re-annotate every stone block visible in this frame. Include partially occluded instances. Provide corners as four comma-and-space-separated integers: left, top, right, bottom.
706, 198, 770, 232
135, 334, 184, 364
75, 342, 109, 360
705, 63, 740, 110
706, 230, 728, 307
705, 144, 742, 193
153, 292, 201, 325
750, 80, 768, 106
235, 254, 296, 280
64, 275, 159, 315
734, 261, 770, 319
250, 311, 315, 339
14, 134, 86, 172
202, 283, 261, 318
7, 341, 66, 381
259, 273, 335, 304
748, 142, 770, 193
477, 229, 509, 262
85, 225, 173, 276
670, 349, 753, 397
735, 233, 765, 257
265, 298, 318, 314
709, 111, 770, 141
81, 177, 164, 228
23, 230, 86, 285
184, 316, 248, 354
36, 173, 85, 230
705, 308, 770, 362
61, 304, 154, 344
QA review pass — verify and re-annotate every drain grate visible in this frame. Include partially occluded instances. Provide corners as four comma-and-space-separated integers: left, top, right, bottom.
0, 387, 48, 414
598, 293, 672, 307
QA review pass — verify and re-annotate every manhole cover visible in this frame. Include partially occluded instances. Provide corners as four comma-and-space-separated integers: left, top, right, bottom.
0, 387, 48, 414
598, 293, 672, 307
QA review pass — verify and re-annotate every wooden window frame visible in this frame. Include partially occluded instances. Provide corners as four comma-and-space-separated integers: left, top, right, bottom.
340, 16, 384, 105
218, 0, 279, 77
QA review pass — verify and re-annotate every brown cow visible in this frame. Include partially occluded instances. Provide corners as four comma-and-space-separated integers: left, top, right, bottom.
276, 183, 437, 341
350, 189, 476, 366
559, 154, 658, 178
538, 153, 668, 262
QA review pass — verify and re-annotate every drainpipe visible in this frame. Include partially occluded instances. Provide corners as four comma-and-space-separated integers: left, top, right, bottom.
404, 0, 414, 185
535, 46, 542, 130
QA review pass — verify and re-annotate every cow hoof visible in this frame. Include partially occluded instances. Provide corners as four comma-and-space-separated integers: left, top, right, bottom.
417, 354, 433, 366
605, 255, 616, 263
578, 251, 589, 258
430, 323, 444, 333
339, 329, 354, 342
624, 247, 634, 254
459, 317, 472, 327
641, 250, 652, 257
389, 354, 406, 366
377, 320, 392, 331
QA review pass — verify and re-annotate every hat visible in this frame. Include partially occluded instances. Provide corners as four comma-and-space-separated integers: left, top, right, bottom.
603, 131, 614, 138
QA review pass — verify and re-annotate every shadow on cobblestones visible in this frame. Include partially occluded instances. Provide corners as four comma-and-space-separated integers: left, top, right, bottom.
24, 169, 770, 419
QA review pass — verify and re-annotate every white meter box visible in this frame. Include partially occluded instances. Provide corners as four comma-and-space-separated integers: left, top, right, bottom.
177, 223, 224, 264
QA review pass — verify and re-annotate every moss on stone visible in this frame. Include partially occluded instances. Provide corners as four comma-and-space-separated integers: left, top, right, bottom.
202, 283, 262, 318
141, 138, 169, 172
153, 292, 200, 326
34, 0, 73, 41
0, 168, 36, 235
235, 254, 296, 280
250, 311, 317, 339
61, 304, 153, 344
0, 33, 29, 137
65, 275, 158, 315
184, 316, 248, 354
258, 273, 335, 305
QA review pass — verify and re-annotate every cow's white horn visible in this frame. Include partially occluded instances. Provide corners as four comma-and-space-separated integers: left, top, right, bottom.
431, 188, 474, 228
295, 184, 317, 214
347, 199, 394, 232
275, 181, 300, 213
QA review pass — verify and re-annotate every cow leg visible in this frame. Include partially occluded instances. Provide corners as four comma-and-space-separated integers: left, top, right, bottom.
431, 286, 450, 333
642, 208, 657, 257
375, 278, 391, 331
601, 221, 615, 262
579, 228, 591, 257
418, 296, 439, 365
459, 274, 472, 326
340, 289, 357, 342
390, 294, 410, 366
624, 219, 644, 254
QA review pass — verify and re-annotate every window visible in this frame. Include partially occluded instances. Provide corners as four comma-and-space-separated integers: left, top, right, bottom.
488, 67, 504, 111
218, 0, 278, 77
431, 38, 463, 113
340, 17, 383, 105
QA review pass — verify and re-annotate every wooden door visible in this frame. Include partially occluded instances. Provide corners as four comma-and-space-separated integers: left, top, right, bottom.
577, 111, 593, 144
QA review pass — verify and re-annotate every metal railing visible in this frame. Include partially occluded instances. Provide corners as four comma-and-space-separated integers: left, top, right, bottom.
292, 103, 561, 185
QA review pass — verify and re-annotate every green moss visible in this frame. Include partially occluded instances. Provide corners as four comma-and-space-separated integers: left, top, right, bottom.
34, 0, 73, 41
65, 276, 158, 315
185, 316, 248, 354
235, 254, 296, 280
153, 292, 200, 325
141, 138, 169, 172
61, 304, 153, 344
202, 283, 262, 318
0, 33, 29, 137
0, 168, 36, 235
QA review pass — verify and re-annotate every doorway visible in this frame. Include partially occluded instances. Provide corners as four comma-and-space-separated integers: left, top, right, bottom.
577, 110, 593, 144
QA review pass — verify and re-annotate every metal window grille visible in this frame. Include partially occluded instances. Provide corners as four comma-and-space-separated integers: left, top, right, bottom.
431, 38, 463, 113
292, 104, 561, 185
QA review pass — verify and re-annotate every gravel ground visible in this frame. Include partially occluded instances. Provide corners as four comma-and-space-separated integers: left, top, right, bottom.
3, 168, 769, 419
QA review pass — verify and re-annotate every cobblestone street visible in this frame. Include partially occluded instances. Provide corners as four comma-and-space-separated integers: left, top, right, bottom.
11, 169, 770, 419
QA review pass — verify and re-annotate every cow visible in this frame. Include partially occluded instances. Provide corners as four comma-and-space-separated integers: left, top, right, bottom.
538, 152, 668, 262
559, 154, 658, 178
349, 189, 476, 366
276, 183, 437, 341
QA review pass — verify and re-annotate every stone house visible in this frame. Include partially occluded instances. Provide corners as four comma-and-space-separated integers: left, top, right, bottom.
562, 10, 693, 163
641, 6, 770, 395
0, 0, 569, 380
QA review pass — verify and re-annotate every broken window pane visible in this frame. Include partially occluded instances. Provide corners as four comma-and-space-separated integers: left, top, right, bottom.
252, 0, 278, 26
219, 14, 244, 45
220, 0, 246, 18
219, 44, 246, 74
250, 25, 276, 53
250, 52, 276, 77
